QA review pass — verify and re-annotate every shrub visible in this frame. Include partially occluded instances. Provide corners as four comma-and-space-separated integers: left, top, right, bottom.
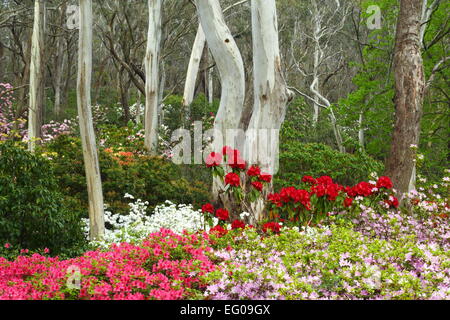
0, 229, 218, 300
276, 142, 384, 188
84, 196, 219, 248
0, 141, 85, 255
204, 221, 450, 300
41, 134, 210, 215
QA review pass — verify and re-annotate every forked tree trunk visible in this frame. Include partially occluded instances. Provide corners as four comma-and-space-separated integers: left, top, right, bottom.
196, 0, 245, 143
385, 0, 425, 200
196, 0, 246, 207
144, 0, 162, 154
245, 0, 292, 222
77, 0, 105, 241
28, 0, 45, 152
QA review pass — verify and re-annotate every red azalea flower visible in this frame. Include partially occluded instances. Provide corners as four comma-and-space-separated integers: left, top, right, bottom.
231, 219, 246, 230
210, 225, 228, 237
201, 203, 215, 214
302, 175, 317, 185
222, 146, 234, 156
205, 152, 222, 167
4, 243, 10, 249
247, 165, 261, 177
251, 181, 263, 192
377, 176, 393, 189
262, 222, 281, 234
344, 197, 354, 208
259, 173, 272, 183
215, 208, 229, 221
225, 172, 240, 187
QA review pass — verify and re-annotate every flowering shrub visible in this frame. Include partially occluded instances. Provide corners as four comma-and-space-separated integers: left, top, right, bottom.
83, 196, 219, 248
0, 229, 218, 300
203, 222, 450, 300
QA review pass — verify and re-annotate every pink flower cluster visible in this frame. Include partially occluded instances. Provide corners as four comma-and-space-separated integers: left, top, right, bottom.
0, 229, 218, 300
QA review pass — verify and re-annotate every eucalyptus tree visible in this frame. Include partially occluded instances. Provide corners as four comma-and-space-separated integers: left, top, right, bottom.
28, 0, 45, 152
77, 0, 105, 241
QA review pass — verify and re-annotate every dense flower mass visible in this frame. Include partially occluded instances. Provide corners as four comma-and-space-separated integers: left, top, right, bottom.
0, 230, 218, 300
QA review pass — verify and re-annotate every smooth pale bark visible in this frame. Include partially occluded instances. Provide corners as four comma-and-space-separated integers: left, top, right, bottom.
245, 0, 292, 222
144, 0, 162, 154
54, 3, 67, 118
358, 112, 365, 151
77, 0, 105, 241
183, 25, 206, 107
28, 0, 45, 152
196, 0, 245, 143
196, 0, 246, 210
385, 0, 425, 200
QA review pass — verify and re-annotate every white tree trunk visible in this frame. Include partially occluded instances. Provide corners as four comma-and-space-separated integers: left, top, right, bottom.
28, 0, 45, 152
358, 111, 365, 151
312, 4, 321, 125
54, 4, 66, 118
144, 0, 162, 154
245, 0, 292, 221
77, 0, 105, 241
196, 0, 245, 145
183, 24, 206, 107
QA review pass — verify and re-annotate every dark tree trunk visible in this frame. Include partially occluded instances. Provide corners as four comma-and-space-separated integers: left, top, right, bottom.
385, 0, 425, 200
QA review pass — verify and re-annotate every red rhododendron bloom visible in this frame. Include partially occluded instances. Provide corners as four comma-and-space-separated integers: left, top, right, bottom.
262, 222, 281, 234
247, 165, 261, 177
222, 146, 234, 156
210, 225, 228, 237
215, 208, 229, 221
344, 197, 354, 207
354, 181, 373, 197
317, 176, 333, 186
311, 184, 326, 197
251, 181, 263, 192
290, 189, 311, 210
225, 172, 240, 187
302, 176, 317, 185
385, 196, 399, 208
201, 203, 215, 214
231, 219, 246, 230
259, 173, 272, 183
377, 176, 393, 189
267, 193, 282, 207
325, 183, 340, 201
205, 152, 222, 167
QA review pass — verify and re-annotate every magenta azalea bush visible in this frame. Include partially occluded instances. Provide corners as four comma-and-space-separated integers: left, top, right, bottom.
0, 229, 217, 300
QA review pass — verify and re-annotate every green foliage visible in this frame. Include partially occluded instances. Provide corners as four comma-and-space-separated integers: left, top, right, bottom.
0, 141, 86, 255
163, 94, 218, 132
276, 141, 384, 189
41, 134, 210, 215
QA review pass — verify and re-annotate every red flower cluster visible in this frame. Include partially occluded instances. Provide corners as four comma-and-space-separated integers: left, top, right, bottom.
262, 222, 281, 234
206, 152, 222, 167
215, 208, 230, 221
225, 172, 240, 187
201, 203, 215, 214
251, 181, 263, 192
376, 176, 393, 189
231, 219, 246, 230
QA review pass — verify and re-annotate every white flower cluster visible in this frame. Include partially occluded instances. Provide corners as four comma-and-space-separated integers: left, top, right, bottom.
83, 196, 218, 248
